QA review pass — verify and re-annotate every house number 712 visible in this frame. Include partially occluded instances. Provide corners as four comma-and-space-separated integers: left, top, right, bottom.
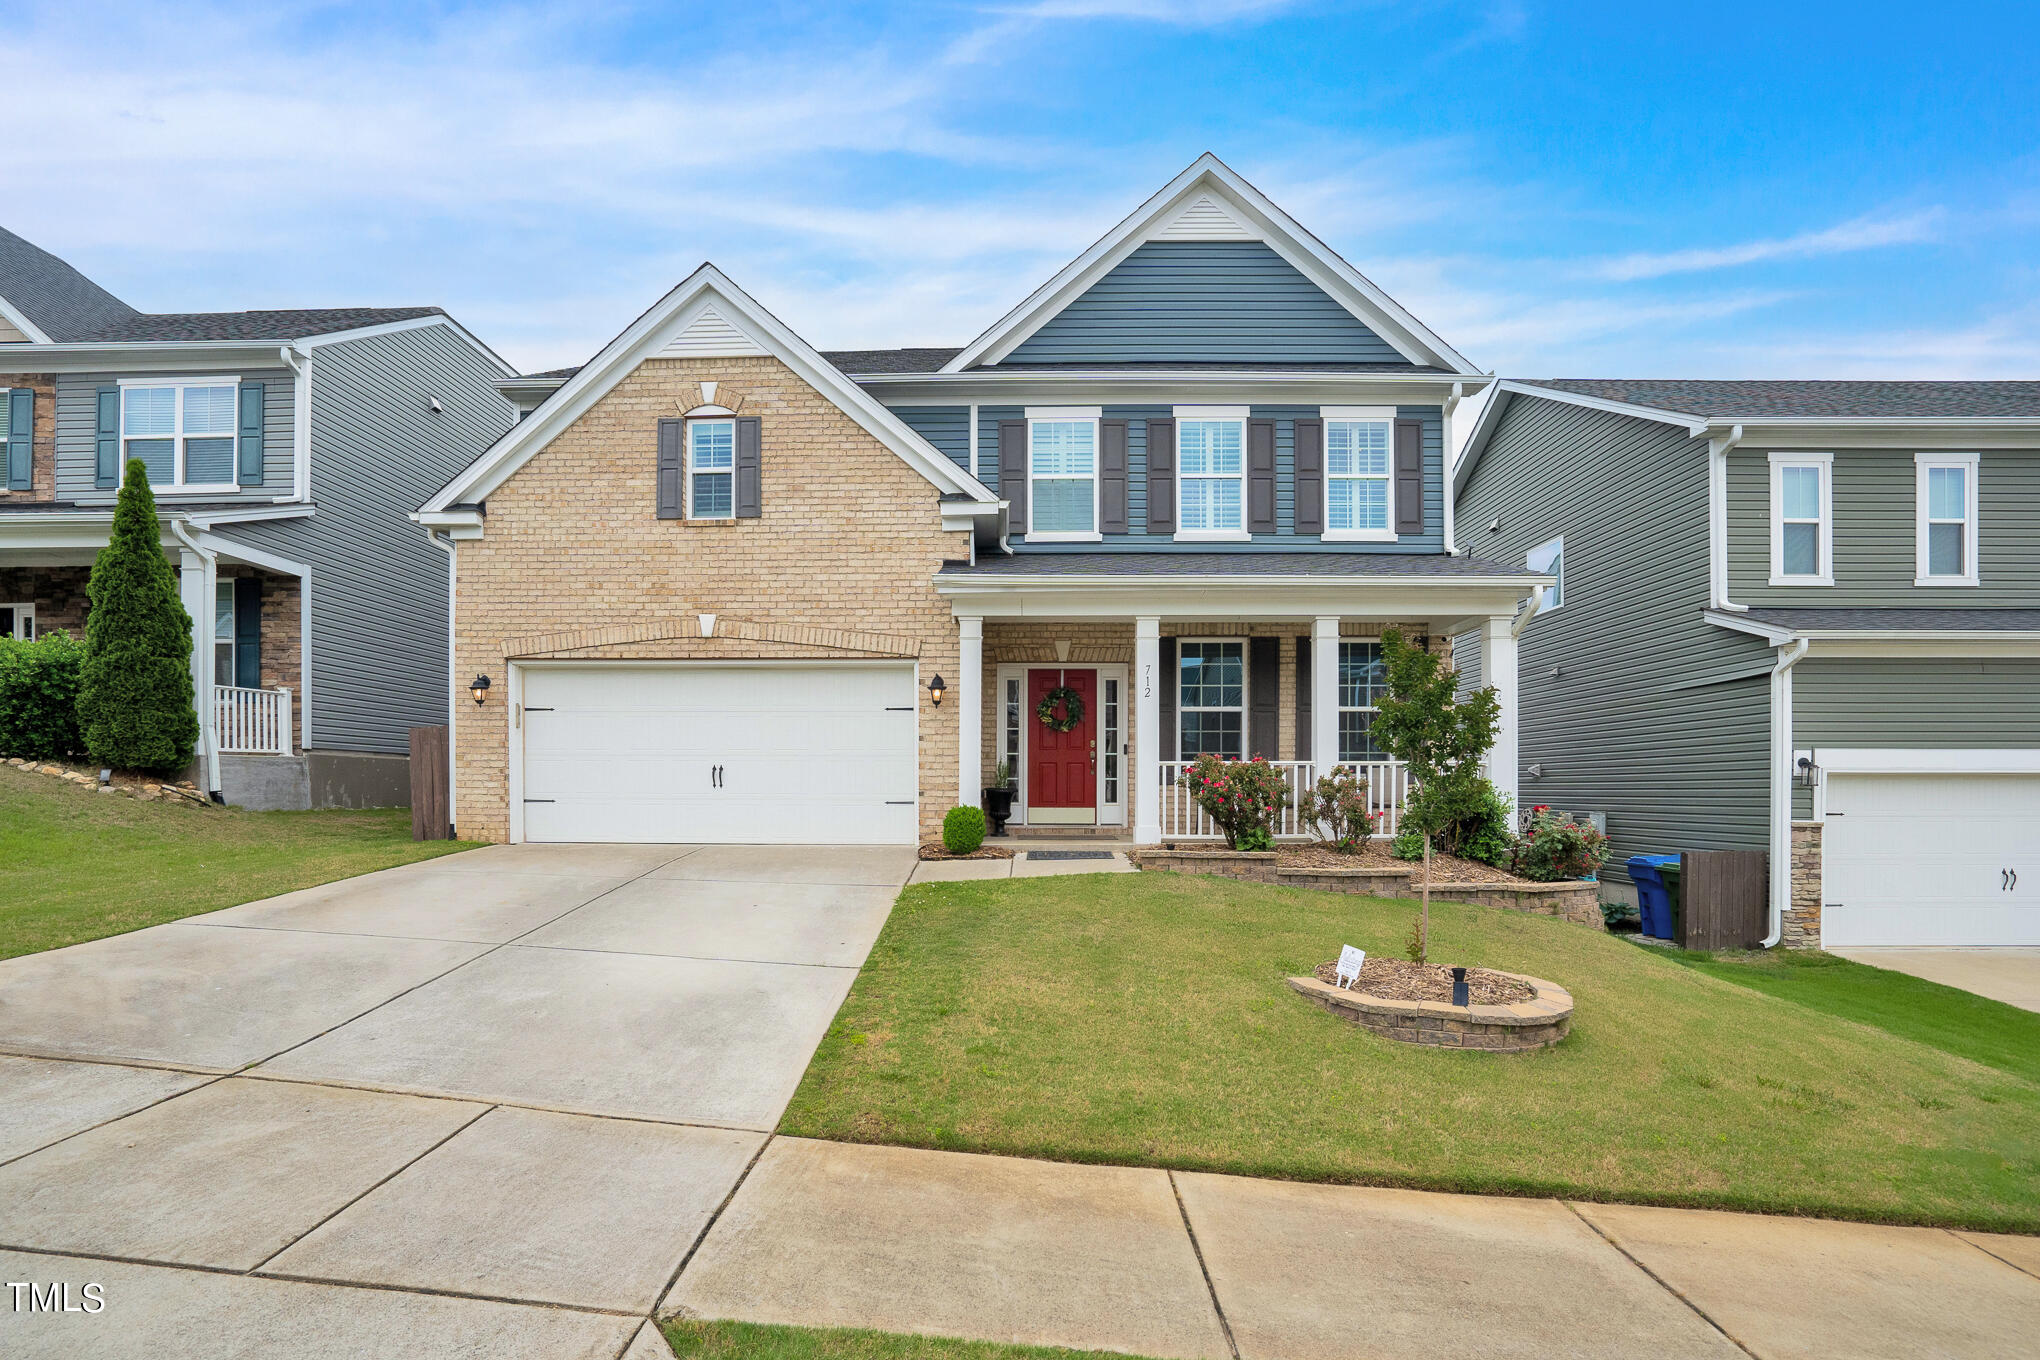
1141, 664, 1151, 699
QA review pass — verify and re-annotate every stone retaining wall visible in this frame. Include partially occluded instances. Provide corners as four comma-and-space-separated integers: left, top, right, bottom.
1133, 849, 1605, 929
1288, 972, 1572, 1051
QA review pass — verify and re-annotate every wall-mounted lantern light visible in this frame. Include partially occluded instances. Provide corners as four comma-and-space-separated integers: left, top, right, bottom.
1795, 753, 1819, 788
927, 674, 946, 707
470, 674, 492, 706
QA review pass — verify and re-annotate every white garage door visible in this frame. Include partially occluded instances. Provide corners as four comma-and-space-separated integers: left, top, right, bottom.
519, 663, 918, 844
1824, 772, 2040, 946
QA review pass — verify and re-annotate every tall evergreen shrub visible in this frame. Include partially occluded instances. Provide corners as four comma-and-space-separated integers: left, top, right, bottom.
78, 459, 198, 770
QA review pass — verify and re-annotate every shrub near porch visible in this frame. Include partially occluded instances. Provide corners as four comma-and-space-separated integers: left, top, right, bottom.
781, 873, 2040, 1233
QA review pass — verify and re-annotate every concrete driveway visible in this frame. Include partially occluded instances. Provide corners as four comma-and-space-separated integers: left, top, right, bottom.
1829, 947, 2040, 1012
0, 843, 913, 1358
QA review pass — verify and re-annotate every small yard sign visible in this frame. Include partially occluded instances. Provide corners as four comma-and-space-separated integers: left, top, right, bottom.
1335, 945, 1365, 989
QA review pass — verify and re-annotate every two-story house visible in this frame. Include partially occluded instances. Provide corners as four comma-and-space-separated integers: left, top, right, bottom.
1455, 379, 2040, 948
418, 156, 1547, 848
0, 226, 515, 808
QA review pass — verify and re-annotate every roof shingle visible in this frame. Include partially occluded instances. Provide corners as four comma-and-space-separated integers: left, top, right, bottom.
1532, 378, 2040, 420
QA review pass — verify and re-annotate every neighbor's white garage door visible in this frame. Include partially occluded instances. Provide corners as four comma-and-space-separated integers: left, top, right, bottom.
519, 663, 918, 844
1823, 772, 2040, 946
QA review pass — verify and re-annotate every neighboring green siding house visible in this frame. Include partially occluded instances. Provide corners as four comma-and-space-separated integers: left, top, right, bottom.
1456, 379, 2040, 949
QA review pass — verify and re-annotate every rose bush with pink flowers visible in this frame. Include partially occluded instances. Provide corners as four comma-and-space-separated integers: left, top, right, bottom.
1513, 805, 1611, 881
1179, 753, 1292, 851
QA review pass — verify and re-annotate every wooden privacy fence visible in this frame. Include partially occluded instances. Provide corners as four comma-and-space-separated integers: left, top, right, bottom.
1679, 849, 1768, 950
410, 725, 450, 841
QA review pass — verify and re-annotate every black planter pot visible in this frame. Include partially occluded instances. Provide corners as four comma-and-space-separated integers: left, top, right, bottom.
983, 786, 1014, 836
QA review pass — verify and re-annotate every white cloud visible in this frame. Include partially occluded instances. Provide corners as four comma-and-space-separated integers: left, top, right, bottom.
1592, 209, 1944, 282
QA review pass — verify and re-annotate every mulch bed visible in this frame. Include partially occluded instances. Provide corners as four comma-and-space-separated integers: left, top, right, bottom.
1278, 840, 1530, 886
1313, 957, 1535, 1005
918, 843, 1016, 861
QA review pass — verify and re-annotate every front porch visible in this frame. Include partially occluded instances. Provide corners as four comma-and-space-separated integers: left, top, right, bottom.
937, 554, 1543, 846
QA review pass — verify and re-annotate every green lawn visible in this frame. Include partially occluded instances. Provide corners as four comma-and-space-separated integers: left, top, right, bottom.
662, 1320, 1152, 1360
781, 872, 2040, 1233
1661, 945, 2040, 1086
0, 764, 477, 960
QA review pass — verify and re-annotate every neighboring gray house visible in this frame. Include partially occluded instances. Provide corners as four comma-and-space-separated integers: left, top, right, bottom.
0, 226, 515, 807
1455, 379, 2040, 949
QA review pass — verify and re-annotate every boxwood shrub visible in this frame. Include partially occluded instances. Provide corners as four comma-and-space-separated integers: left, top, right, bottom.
0, 630, 88, 761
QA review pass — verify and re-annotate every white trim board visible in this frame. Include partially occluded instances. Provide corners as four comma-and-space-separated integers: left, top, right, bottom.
943, 153, 1477, 375
1801, 747, 2040, 775
424, 264, 995, 515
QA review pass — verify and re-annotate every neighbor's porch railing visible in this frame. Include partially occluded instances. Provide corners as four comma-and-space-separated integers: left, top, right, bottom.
1158, 759, 1409, 841
215, 685, 293, 756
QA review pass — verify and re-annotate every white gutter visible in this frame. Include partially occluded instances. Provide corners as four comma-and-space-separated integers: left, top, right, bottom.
167, 518, 222, 799
1510, 582, 1546, 640
1764, 637, 1811, 948
425, 528, 459, 837
280, 345, 312, 502
1707, 423, 1745, 612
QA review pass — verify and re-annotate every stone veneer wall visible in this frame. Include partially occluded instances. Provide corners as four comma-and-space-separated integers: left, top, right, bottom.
0, 565, 90, 635
450, 354, 972, 844
1784, 820, 1822, 949
1133, 850, 1605, 929
0, 373, 58, 502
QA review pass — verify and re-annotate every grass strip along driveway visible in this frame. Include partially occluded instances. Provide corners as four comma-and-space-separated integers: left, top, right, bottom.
781, 872, 2040, 1234
664, 1320, 1157, 1360
0, 765, 475, 960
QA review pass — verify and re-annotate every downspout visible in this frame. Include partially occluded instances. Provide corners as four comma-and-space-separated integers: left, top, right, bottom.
426, 528, 459, 837
280, 345, 311, 503
167, 518, 224, 802
1510, 583, 1545, 640
1708, 423, 1746, 612
1442, 381, 1464, 555
1763, 637, 1810, 947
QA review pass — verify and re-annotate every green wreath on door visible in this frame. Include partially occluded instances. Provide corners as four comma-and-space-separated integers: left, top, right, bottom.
1035, 686, 1086, 733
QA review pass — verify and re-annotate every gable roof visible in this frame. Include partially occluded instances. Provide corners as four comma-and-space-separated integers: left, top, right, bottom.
422, 264, 996, 514
72, 306, 448, 344
0, 226, 141, 341
942, 154, 1479, 375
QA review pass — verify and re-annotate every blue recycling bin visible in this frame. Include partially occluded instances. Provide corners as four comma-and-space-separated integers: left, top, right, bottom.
1627, 854, 1683, 940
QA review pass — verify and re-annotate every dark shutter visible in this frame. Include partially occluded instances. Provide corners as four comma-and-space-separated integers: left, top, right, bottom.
1098, 418, 1128, 534
1248, 636, 1279, 758
237, 382, 265, 486
735, 416, 762, 518
1295, 636, 1312, 759
1159, 636, 1178, 763
95, 386, 120, 488
1394, 417, 1425, 535
1145, 418, 1175, 534
656, 418, 684, 519
233, 577, 262, 689
5, 388, 30, 491
998, 420, 1027, 533
1247, 418, 1277, 534
1293, 418, 1323, 535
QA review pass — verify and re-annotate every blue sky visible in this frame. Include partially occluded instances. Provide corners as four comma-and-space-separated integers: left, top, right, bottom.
6, 1, 2038, 377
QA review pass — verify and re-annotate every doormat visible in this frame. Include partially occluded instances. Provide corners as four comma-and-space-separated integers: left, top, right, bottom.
1027, 850, 1116, 861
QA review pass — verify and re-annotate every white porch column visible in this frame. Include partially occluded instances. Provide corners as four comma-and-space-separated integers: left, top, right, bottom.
1311, 616, 1340, 773
1481, 614, 1520, 813
177, 547, 218, 791
957, 615, 983, 806
1134, 616, 1162, 845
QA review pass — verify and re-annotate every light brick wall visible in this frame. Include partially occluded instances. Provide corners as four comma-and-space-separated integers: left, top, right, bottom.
0, 373, 57, 502
1784, 820, 1822, 949
450, 355, 971, 843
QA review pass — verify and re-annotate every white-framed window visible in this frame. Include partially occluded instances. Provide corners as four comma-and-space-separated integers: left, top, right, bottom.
1026, 408, 1100, 540
1915, 452, 1979, 586
1175, 406, 1247, 540
1322, 406, 1395, 541
1768, 452, 1833, 586
1102, 675, 1121, 805
1526, 535, 1564, 613
120, 378, 241, 492
686, 418, 735, 519
1003, 675, 1022, 794
214, 582, 237, 687
1177, 638, 1245, 759
1337, 641, 1388, 762
1, 602, 31, 640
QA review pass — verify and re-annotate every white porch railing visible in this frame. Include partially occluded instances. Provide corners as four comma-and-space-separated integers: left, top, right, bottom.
1159, 759, 1409, 841
215, 685, 293, 756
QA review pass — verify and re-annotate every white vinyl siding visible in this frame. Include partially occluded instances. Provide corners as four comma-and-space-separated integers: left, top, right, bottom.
1769, 452, 1833, 586
122, 379, 240, 492
1915, 453, 1979, 586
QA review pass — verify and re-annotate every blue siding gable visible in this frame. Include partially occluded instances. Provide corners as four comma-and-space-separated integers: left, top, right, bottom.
892, 406, 971, 472
1000, 241, 1411, 366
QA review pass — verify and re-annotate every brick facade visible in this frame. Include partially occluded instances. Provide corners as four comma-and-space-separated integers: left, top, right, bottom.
1784, 820, 1822, 949
0, 373, 58, 502
449, 354, 972, 843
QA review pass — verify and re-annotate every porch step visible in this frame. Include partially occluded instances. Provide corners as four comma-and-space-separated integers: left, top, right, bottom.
1002, 825, 1127, 840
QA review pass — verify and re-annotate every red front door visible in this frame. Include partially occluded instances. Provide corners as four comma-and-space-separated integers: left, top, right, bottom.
1027, 668, 1098, 813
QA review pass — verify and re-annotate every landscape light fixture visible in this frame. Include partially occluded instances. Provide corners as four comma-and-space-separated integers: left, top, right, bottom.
470, 674, 492, 706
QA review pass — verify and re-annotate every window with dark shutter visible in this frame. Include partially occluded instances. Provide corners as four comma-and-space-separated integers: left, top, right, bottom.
234, 577, 262, 688
1247, 418, 1277, 534
735, 416, 762, 518
1394, 417, 1425, 535
1145, 418, 1175, 534
1099, 419, 1128, 534
998, 420, 1028, 533
5, 388, 30, 491
1248, 636, 1279, 758
656, 418, 684, 519
94, 386, 119, 488
1293, 418, 1323, 535
237, 382, 265, 487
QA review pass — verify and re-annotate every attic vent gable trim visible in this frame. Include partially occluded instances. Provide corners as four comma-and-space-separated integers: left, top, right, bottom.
1152, 194, 1256, 241
659, 303, 767, 358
